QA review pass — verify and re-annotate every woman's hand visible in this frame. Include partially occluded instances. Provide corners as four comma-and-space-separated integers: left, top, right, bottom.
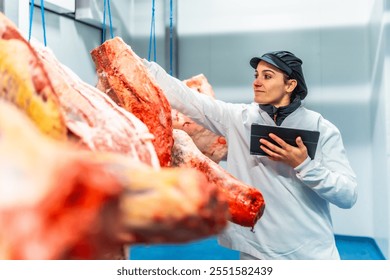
259, 133, 308, 168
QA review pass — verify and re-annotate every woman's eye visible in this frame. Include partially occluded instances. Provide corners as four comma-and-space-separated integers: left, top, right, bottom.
254, 73, 258, 79
264, 74, 271, 79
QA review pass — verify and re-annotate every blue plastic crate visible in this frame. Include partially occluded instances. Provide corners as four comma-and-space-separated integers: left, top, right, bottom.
335, 234, 386, 260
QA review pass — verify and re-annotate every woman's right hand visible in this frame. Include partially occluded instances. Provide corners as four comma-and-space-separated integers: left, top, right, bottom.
260, 133, 309, 168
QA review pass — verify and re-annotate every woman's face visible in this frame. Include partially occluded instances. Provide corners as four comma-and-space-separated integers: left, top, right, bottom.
253, 61, 294, 107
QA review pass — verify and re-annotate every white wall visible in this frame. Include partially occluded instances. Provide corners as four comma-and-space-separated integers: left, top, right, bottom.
370, 0, 390, 258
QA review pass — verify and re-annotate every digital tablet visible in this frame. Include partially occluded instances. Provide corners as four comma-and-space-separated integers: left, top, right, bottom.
250, 124, 320, 159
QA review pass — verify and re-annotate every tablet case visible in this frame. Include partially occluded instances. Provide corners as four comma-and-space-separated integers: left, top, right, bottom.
250, 124, 320, 159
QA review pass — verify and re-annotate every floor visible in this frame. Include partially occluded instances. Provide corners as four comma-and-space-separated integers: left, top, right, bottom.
129, 235, 386, 260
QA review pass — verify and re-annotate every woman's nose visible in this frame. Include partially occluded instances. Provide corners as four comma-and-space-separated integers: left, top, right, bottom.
253, 77, 262, 87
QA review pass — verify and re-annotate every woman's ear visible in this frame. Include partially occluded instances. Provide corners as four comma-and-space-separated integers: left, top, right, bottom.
286, 79, 298, 94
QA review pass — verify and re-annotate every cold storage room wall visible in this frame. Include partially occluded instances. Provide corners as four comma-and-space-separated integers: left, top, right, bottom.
125, 0, 176, 75
369, 0, 390, 258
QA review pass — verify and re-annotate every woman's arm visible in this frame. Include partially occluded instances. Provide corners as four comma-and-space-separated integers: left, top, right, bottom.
143, 59, 233, 136
294, 119, 358, 209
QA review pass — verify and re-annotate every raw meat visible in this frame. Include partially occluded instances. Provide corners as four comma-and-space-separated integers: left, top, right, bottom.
32, 41, 160, 168
184, 74, 216, 97
172, 74, 228, 163
0, 13, 66, 140
118, 166, 228, 244
171, 129, 265, 228
1, 12, 159, 168
91, 37, 173, 167
0, 100, 228, 259
90, 37, 265, 228
0, 100, 124, 259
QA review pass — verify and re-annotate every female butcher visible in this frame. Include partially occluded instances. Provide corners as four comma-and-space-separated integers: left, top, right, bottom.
142, 51, 357, 260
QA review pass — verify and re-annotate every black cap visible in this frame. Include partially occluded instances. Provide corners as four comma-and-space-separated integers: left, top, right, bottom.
250, 51, 308, 100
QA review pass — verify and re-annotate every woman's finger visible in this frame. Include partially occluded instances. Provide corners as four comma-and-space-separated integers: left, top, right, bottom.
260, 138, 283, 154
268, 133, 287, 148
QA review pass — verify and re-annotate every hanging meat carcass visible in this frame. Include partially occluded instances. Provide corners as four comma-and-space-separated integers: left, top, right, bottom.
173, 74, 228, 163
0, 12, 229, 259
31, 41, 160, 168
0, 12, 159, 168
90, 38, 173, 167
0, 100, 228, 259
91, 37, 265, 228
0, 14, 66, 140
172, 129, 265, 228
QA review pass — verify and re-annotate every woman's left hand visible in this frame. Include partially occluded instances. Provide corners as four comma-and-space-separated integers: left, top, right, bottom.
259, 133, 308, 168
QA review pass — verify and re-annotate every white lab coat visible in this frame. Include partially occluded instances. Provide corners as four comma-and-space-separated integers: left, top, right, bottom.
144, 60, 358, 260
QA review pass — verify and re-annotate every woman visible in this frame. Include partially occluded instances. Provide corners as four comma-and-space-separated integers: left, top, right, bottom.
142, 50, 357, 260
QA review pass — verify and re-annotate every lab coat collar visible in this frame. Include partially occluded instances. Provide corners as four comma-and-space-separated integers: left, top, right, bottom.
259, 97, 302, 126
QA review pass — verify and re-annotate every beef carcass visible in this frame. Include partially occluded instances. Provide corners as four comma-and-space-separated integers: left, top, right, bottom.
172, 129, 265, 228
173, 74, 228, 163
31, 41, 160, 168
118, 166, 228, 244
1, 12, 158, 168
0, 13, 66, 140
0, 99, 123, 259
0, 100, 228, 259
91, 37, 173, 167
183, 74, 216, 97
